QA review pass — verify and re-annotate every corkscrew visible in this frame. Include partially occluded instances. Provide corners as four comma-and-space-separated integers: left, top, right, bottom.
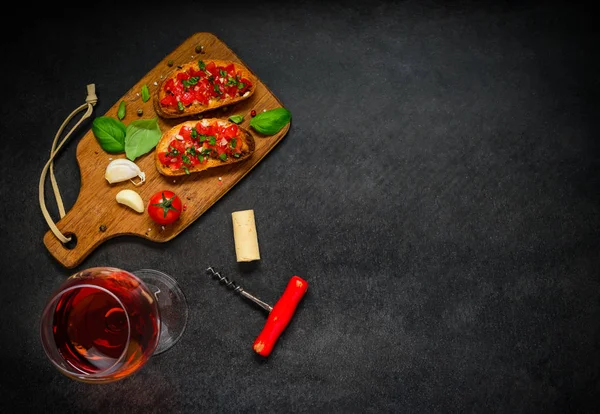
205, 267, 308, 357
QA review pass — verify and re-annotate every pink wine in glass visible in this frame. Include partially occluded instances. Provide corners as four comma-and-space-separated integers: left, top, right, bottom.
41, 268, 160, 382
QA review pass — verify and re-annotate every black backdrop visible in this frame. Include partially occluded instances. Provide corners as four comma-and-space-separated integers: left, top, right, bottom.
1, 1, 599, 412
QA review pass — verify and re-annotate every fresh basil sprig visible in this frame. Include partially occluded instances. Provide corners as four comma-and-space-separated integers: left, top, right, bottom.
92, 116, 162, 161
124, 118, 162, 161
92, 116, 126, 153
250, 108, 291, 135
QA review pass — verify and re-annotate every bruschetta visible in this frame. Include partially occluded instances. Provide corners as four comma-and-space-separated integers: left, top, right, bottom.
155, 118, 255, 176
153, 59, 256, 118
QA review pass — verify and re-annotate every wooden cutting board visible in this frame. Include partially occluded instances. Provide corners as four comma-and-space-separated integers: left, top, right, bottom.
43, 32, 290, 269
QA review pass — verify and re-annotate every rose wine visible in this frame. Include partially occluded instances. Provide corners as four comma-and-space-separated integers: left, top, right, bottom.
48, 269, 160, 381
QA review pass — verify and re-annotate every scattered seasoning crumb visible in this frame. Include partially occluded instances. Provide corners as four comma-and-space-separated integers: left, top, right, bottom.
99, 224, 107, 232
148, 228, 151, 232
222, 106, 228, 111
168, 59, 174, 67
191, 55, 194, 59
109, 157, 113, 161
195, 45, 204, 53
218, 177, 222, 181
137, 108, 143, 116
173, 180, 176, 183
186, 196, 191, 200
153, 81, 158, 86
136, 93, 140, 97
183, 204, 187, 211
161, 225, 165, 231
94, 151, 98, 155
263, 109, 267, 112
251, 110, 257, 117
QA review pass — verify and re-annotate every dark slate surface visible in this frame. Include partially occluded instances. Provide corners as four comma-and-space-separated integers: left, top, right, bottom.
1, 1, 599, 412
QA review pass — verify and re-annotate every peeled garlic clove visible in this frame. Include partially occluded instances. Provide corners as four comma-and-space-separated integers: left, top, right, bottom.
105, 159, 146, 185
116, 189, 145, 213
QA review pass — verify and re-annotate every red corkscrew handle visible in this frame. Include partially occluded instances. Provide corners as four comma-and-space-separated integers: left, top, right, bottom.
253, 276, 308, 357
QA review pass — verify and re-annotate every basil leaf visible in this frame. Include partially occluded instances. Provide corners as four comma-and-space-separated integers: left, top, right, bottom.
124, 118, 162, 161
141, 84, 150, 102
198, 60, 206, 70
250, 107, 291, 135
219, 153, 227, 161
208, 136, 216, 146
92, 116, 126, 153
117, 100, 126, 120
229, 114, 244, 124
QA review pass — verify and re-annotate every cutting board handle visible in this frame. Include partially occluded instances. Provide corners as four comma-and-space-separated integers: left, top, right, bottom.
43, 197, 114, 269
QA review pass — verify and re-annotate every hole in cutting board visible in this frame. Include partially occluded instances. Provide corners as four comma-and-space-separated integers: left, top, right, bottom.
62, 233, 78, 250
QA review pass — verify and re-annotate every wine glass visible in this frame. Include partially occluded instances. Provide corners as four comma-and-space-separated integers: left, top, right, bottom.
39, 267, 188, 383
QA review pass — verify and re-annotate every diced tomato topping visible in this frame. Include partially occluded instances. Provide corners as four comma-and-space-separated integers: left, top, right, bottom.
179, 126, 193, 141
169, 160, 183, 170
160, 94, 177, 107
222, 124, 238, 139
205, 61, 218, 77
169, 139, 185, 153
187, 67, 204, 78
239, 78, 252, 94
224, 63, 236, 76
158, 152, 170, 166
176, 72, 190, 81
180, 91, 195, 106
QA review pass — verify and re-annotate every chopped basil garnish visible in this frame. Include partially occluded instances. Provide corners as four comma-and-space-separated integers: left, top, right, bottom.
183, 166, 190, 174
191, 128, 198, 139
177, 101, 185, 111
182, 154, 191, 164
182, 76, 200, 88
167, 146, 180, 157
230, 138, 237, 149
213, 84, 222, 95
209, 136, 216, 146
237, 82, 246, 89
219, 69, 227, 77
219, 153, 227, 161
233, 153, 241, 158
198, 60, 206, 70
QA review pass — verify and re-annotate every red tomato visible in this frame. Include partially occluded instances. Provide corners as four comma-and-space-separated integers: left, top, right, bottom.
148, 190, 182, 225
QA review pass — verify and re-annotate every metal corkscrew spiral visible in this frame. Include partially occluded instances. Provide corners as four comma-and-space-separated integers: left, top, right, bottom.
205, 267, 273, 312
206, 266, 243, 293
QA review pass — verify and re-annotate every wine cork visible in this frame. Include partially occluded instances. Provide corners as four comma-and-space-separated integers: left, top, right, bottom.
231, 209, 261, 262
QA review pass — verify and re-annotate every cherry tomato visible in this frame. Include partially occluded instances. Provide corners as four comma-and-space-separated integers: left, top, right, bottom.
148, 190, 182, 225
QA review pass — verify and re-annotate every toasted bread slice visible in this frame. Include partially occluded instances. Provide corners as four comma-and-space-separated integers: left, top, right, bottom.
155, 118, 255, 177
153, 59, 256, 119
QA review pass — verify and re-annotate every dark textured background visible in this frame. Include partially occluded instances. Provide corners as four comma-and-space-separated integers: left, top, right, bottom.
1, 1, 599, 412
